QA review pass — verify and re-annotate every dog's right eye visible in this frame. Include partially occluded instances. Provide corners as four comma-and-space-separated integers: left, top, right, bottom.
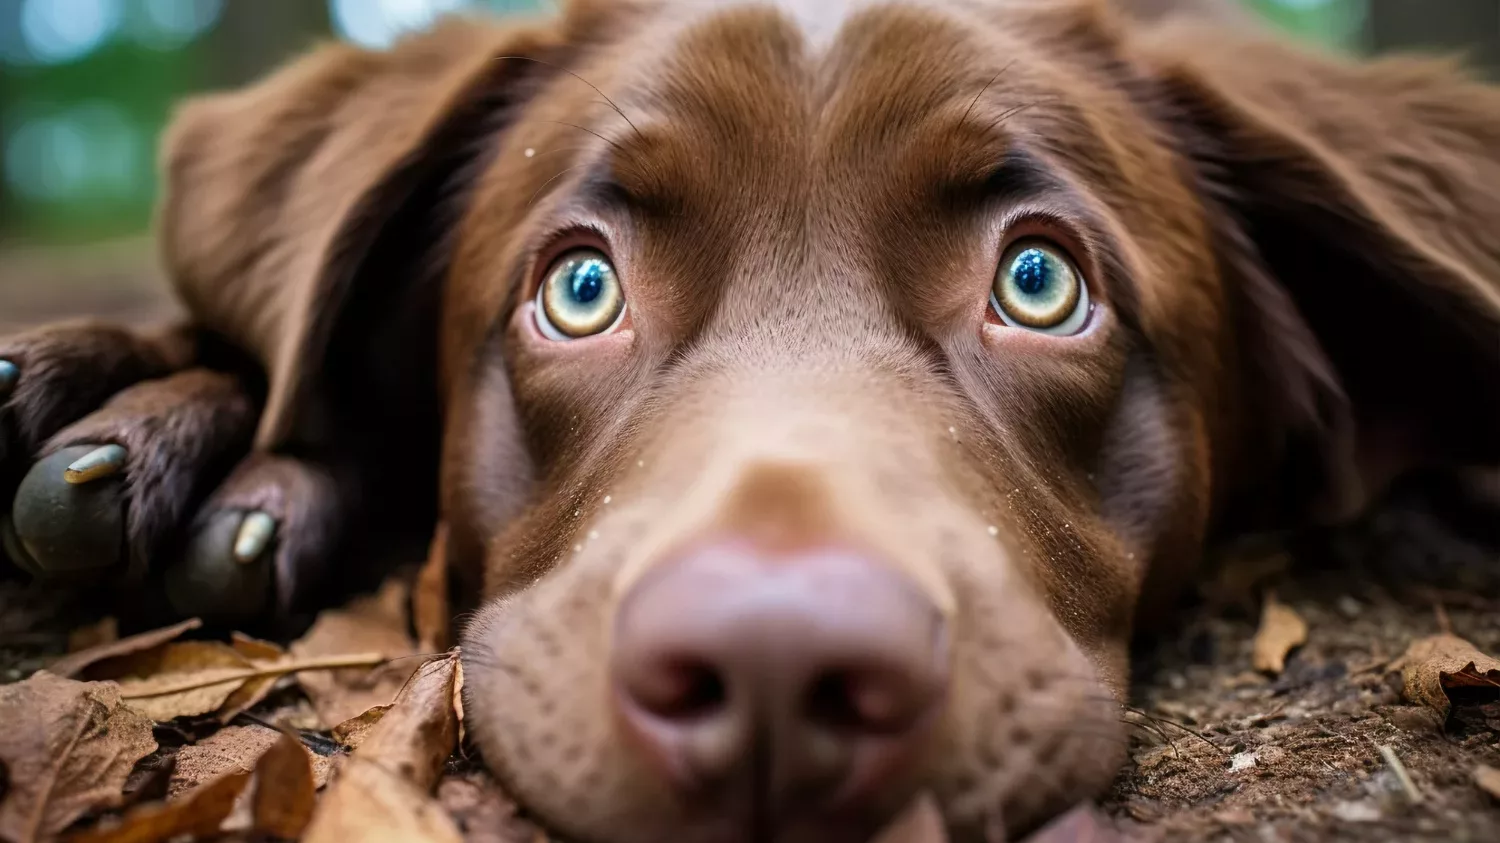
535, 248, 626, 341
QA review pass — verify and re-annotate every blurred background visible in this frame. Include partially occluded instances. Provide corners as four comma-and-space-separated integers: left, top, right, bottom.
0, 0, 1497, 329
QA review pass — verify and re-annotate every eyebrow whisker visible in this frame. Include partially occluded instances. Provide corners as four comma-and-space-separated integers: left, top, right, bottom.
494, 54, 646, 141
527, 163, 593, 208
539, 120, 627, 154
960, 60, 1016, 127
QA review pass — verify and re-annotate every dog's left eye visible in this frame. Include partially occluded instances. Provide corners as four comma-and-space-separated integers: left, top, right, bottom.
535, 248, 626, 340
991, 239, 1090, 335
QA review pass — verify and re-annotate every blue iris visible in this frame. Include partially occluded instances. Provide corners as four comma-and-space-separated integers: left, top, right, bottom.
568, 259, 608, 304
1011, 247, 1052, 296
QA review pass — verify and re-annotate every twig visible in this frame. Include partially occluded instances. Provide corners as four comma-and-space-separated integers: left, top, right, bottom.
120, 653, 387, 699
1377, 743, 1424, 804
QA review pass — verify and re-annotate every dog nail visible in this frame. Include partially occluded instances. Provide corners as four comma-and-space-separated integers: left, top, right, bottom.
165, 511, 272, 623
0, 360, 17, 397
64, 444, 128, 485
233, 512, 276, 563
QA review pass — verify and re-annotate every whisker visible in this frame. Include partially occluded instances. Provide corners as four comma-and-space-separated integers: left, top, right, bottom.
539, 120, 625, 153
528, 164, 592, 208
494, 55, 644, 140
960, 61, 1016, 127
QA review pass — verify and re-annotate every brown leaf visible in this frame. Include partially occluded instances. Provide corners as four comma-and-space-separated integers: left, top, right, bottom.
65, 771, 251, 843
1020, 804, 1125, 843
1251, 591, 1307, 675
358, 654, 460, 791
0, 672, 157, 843
170, 727, 332, 799
114, 642, 254, 722
48, 619, 202, 680
872, 793, 947, 843
218, 635, 289, 724
436, 774, 539, 843
291, 578, 420, 728
1475, 764, 1500, 801
302, 654, 462, 843
415, 524, 451, 653
332, 706, 392, 751
302, 759, 462, 843
250, 731, 317, 840
66, 618, 118, 654
1398, 634, 1500, 719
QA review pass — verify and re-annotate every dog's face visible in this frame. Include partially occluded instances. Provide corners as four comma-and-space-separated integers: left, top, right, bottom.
157, 1, 1500, 841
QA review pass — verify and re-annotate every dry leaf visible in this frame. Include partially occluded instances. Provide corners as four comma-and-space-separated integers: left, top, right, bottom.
292, 578, 420, 728
436, 774, 538, 843
1398, 634, 1500, 719
1251, 591, 1307, 675
332, 706, 392, 751
302, 758, 462, 843
49, 619, 202, 680
218, 634, 289, 724
65, 771, 251, 843
1475, 764, 1500, 801
250, 731, 317, 840
114, 642, 255, 722
0, 672, 157, 843
170, 727, 332, 799
1020, 804, 1124, 843
872, 793, 947, 843
415, 524, 451, 653
67, 618, 118, 654
303, 654, 461, 843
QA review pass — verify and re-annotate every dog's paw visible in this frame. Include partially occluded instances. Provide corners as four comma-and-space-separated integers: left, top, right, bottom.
163, 454, 345, 624
4, 368, 259, 583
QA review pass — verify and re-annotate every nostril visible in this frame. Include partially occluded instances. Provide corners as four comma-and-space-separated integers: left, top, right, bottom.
805, 668, 924, 735
629, 658, 728, 720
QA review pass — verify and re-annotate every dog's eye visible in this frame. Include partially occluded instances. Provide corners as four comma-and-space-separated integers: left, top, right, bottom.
535, 248, 626, 340
991, 239, 1090, 335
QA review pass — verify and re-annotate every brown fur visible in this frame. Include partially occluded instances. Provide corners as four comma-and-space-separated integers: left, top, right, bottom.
3, 1, 1499, 840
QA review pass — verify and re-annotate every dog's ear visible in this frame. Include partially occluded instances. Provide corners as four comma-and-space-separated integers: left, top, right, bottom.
1137, 22, 1500, 525
158, 17, 564, 451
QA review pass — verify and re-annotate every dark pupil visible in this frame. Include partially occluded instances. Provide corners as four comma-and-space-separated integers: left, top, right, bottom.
1011, 249, 1051, 296
568, 260, 606, 304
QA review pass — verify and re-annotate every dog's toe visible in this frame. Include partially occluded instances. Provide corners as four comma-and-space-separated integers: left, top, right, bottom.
164, 509, 276, 623
8, 445, 127, 579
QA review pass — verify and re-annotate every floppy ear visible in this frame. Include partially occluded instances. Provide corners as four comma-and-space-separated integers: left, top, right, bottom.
1136, 22, 1500, 524
158, 17, 564, 451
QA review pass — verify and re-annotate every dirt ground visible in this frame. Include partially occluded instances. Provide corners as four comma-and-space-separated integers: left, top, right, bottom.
2, 257, 1498, 841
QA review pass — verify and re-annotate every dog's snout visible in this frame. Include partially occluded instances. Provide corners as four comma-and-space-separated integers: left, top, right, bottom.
610, 542, 948, 822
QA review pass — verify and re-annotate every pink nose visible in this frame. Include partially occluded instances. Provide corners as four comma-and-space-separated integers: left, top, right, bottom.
610, 542, 948, 822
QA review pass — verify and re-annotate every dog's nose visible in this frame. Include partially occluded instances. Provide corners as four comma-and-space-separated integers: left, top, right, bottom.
611, 542, 948, 819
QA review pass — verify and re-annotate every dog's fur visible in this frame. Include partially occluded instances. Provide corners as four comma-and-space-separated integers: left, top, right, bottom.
2, 1, 1499, 841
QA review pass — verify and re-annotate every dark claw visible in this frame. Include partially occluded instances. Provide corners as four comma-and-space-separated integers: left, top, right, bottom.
9, 445, 125, 579
164, 510, 274, 623
0, 359, 16, 398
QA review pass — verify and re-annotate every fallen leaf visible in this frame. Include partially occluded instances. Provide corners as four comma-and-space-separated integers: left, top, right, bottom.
1251, 591, 1307, 675
872, 793, 947, 843
332, 706, 392, 751
114, 642, 254, 722
302, 758, 463, 843
67, 618, 118, 654
48, 619, 202, 680
64, 770, 251, 843
250, 731, 317, 840
0, 672, 157, 843
1398, 634, 1500, 719
436, 774, 539, 843
1475, 764, 1500, 801
218, 634, 289, 724
291, 578, 421, 728
303, 654, 461, 843
170, 727, 332, 799
415, 525, 451, 653
1020, 804, 1124, 843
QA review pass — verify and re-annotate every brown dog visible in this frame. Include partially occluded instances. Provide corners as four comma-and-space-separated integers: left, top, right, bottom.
2, 1, 1498, 840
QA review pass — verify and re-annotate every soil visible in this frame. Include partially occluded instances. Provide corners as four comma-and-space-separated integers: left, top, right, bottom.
2, 254, 1498, 842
